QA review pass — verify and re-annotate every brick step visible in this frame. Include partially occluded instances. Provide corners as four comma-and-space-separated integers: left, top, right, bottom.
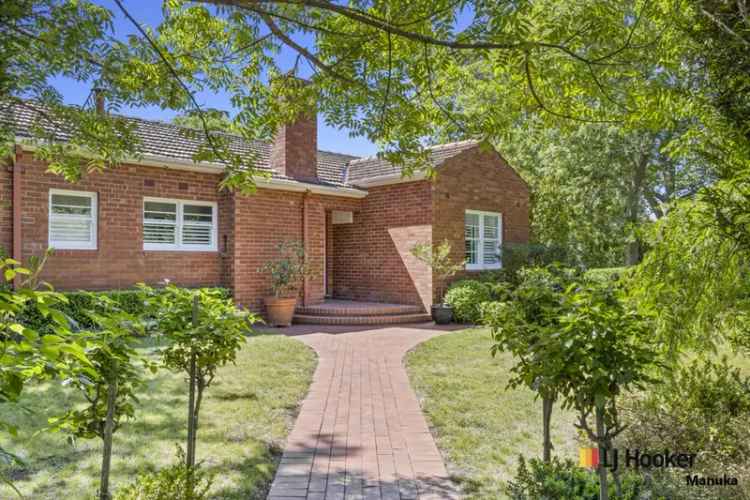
295, 303, 424, 317
293, 313, 432, 325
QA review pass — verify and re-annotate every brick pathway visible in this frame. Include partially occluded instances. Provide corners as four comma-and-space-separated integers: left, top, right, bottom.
267, 324, 461, 500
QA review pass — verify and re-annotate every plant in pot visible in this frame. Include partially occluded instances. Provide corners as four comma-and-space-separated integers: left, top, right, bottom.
258, 240, 312, 326
410, 240, 464, 324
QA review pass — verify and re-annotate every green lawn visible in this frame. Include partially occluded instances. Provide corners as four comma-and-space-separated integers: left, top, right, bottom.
405, 327, 580, 499
0, 334, 316, 499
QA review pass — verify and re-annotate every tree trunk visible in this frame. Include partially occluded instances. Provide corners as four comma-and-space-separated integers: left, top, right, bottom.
542, 396, 554, 462
185, 353, 196, 490
99, 379, 118, 500
191, 382, 205, 465
625, 150, 648, 266
595, 405, 609, 500
186, 295, 199, 498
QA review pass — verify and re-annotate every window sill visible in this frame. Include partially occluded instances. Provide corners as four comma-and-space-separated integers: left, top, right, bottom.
143, 247, 218, 253
49, 245, 98, 251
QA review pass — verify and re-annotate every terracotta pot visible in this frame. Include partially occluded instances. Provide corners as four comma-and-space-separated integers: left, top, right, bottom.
264, 297, 298, 327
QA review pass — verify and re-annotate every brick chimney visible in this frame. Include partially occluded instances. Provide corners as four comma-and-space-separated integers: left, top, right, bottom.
270, 84, 318, 182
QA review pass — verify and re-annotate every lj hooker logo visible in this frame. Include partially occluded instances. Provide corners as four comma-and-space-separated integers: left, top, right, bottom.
579, 447, 739, 487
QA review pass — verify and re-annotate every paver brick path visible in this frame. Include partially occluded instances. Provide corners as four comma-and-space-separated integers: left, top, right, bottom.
267, 324, 461, 500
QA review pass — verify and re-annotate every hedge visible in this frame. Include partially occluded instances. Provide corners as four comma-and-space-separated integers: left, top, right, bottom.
583, 266, 628, 284
445, 279, 512, 324
20, 287, 230, 332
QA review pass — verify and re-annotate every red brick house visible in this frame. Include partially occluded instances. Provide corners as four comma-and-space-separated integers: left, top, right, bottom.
0, 103, 529, 323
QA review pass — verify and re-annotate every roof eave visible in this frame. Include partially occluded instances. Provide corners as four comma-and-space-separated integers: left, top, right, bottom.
14, 140, 368, 199
350, 170, 428, 188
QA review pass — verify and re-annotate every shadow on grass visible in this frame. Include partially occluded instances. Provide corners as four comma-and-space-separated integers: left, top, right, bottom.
1, 335, 316, 499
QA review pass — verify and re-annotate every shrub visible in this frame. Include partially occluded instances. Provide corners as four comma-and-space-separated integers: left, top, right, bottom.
20, 287, 230, 332
410, 240, 464, 303
501, 242, 568, 278
444, 280, 494, 323
583, 267, 628, 284
618, 357, 750, 499
506, 456, 650, 500
115, 448, 213, 500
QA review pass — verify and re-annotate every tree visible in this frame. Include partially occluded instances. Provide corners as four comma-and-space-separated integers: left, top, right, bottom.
629, 196, 750, 355
497, 122, 711, 267
140, 284, 256, 496
486, 271, 661, 498
0, 253, 89, 495
555, 283, 659, 500
49, 294, 147, 500
1, 0, 673, 187
172, 108, 237, 133
483, 265, 579, 462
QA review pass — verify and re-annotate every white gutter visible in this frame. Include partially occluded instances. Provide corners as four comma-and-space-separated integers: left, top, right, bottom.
350, 170, 427, 188
253, 177, 367, 198
15, 140, 368, 199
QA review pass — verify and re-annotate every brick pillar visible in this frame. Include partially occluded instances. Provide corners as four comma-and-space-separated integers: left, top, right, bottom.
12, 146, 23, 287
302, 191, 310, 305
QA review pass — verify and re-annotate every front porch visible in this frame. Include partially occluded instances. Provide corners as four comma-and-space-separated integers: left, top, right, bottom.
294, 299, 431, 325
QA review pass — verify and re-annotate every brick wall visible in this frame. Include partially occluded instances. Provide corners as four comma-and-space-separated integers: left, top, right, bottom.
432, 146, 530, 298
325, 210, 333, 297
219, 189, 236, 295
0, 161, 12, 256
9, 144, 529, 313
332, 181, 433, 309
231, 188, 361, 311
16, 149, 225, 290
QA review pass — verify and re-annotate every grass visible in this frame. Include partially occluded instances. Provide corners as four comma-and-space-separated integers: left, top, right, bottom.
0, 334, 317, 499
405, 327, 580, 499
406, 328, 750, 500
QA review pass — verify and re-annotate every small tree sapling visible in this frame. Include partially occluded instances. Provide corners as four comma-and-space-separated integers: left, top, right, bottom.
555, 283, 660, 499
410, 240, 464, 305
140, 284, 257, 496
50, 294, 148, 500
483, 265, 578, 462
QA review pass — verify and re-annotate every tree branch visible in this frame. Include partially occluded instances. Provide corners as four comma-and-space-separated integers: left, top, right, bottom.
112, 0, 226, 160
523, 52, 622, 124
207, 0, 638, 66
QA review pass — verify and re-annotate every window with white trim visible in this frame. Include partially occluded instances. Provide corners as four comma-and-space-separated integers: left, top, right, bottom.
49, 189, 97, 250
143, 198, 217, 251
465, 210, 502, 270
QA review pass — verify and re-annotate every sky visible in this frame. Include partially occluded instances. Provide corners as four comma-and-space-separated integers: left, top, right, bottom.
52, 1, 380, 156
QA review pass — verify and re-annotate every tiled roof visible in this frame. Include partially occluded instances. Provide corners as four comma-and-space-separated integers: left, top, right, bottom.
1, 101, 355, 187
345, 140, 479, 184
2, 101, 477, 188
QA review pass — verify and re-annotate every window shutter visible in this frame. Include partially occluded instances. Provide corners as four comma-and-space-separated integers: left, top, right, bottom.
49, 191, 97, 249
143, 201, 177, 245
143, 199, 217, 251
464, 210, 502, 270
465, 212, 480, 265
182, 204, 213, 246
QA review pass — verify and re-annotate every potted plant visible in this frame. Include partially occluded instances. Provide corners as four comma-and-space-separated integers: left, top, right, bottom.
410, 240, 464, 324
258, 240, 312, 326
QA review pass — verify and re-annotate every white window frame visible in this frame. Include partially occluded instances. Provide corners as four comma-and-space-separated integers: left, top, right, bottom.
48, 189, 98, 250
143, 197, 218, 252
465, 209, 503, 271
